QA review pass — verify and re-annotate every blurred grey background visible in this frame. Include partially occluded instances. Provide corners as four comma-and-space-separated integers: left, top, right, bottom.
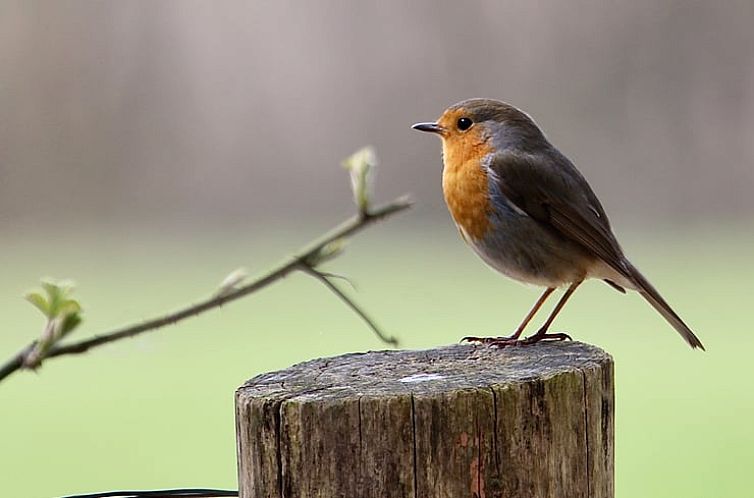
2, 0, 753, 230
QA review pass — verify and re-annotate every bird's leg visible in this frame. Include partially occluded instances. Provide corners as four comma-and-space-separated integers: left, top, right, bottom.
520, 281, 582, 345
462, 287, 555, 346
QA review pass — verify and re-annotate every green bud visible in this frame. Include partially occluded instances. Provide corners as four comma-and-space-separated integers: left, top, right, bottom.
342, 146, 377, 215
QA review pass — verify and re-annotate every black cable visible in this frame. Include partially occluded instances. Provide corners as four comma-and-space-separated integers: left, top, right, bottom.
58, 488, 237, 498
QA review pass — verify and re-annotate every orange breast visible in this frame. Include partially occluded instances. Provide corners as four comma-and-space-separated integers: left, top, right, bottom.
441, 135, 494, 241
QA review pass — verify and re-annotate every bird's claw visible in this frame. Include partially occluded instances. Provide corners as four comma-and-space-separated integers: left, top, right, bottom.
461, 335, 523, 348
520, 331, 573, 345
462, 331, 572, 348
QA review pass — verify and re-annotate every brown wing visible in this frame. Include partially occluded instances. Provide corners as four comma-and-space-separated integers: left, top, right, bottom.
489, 149, 630, 278
490, 149, 704, 349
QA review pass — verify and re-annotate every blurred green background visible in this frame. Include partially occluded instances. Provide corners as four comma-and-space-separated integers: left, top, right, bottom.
2, 1, 754, 497
1, 222, 752, 497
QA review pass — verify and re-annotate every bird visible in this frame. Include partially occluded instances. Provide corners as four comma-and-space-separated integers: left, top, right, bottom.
412, 98, 704, 349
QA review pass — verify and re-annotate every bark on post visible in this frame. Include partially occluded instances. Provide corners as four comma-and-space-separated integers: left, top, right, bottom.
235, 342, 614, 498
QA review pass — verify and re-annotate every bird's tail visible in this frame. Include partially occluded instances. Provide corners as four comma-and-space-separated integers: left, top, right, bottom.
624, 261, 705, 350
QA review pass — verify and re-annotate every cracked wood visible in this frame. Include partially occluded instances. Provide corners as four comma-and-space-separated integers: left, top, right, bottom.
235, 342, 614, 498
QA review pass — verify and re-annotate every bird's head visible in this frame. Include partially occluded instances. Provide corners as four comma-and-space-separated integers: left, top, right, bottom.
412, 98, 547, 161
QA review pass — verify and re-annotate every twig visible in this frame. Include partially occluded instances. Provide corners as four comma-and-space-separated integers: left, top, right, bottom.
315, 271, 357, 291
301, 265, 398, 346
0, 196, 412, 384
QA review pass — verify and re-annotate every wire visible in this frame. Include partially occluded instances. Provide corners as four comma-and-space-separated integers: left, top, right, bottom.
58, 488, 237, 498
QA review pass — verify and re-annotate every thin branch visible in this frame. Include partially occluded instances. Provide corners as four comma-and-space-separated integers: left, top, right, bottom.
0, 344, 33, 381
316, 271, 357, 291
301, 265, 398, 347
0, 196, 412, 384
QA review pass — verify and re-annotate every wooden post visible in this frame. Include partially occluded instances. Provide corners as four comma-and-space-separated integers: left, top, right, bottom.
235, 342, 613, 498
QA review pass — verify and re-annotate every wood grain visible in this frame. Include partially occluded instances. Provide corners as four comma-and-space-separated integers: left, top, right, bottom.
236, 342, 614, 498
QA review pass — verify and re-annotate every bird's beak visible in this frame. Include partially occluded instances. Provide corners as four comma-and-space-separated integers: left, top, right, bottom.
412, 122, 445, 134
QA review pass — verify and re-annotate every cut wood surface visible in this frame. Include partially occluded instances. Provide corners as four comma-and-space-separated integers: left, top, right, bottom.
236, 342, 614, 498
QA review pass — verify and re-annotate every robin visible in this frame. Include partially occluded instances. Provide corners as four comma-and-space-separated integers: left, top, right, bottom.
413, 98, 704, 349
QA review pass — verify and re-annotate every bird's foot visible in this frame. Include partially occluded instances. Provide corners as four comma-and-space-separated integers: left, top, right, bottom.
462, 330, 573, 348
519, 331, 572, 345
461, 334, 523, 348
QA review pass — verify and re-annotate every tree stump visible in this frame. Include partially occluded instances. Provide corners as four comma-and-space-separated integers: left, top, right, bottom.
235, 342, 613, 498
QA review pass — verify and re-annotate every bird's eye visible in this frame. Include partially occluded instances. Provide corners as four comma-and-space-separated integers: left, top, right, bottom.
457, 117, 473, 131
